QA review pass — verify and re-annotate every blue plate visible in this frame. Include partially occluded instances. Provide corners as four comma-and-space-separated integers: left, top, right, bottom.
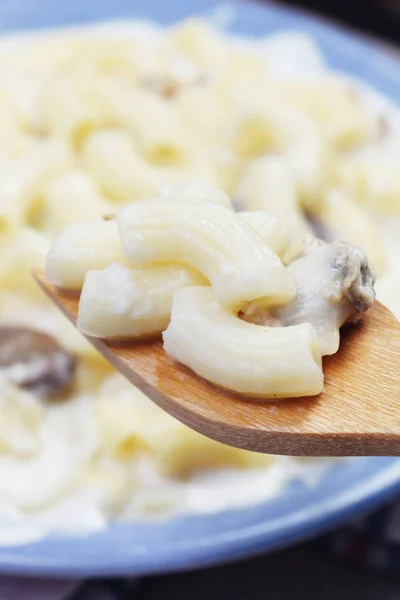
0, 0, 400, 578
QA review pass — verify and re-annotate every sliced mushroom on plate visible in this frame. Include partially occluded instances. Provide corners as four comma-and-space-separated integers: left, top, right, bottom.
0, 326, 76, 397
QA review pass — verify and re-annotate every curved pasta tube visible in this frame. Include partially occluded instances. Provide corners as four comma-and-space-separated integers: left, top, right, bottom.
239, 157, 308, 230
168, 19, 229, 73
271, 76, 374, 149
46, 219, 128, 291
82, 129, 155, 201
77, 262, 208, 339
36, 72, 108, 148
117, 199, 295, 307
238, 157, 308, 262
335, 153, 400, 215
163, 287, 323, 398
235, 95, 327, 207
62, 38, 141, 82
0, 396, 96, 510
175, 86, 233, 147
159, 180, 234, 211
0, 227, 50, 299
0, 139, 72, 234
82, 129, 214, 202
238, 211, 302, 264
41, 170, 113, 232
173, 85, 240, 194
96, 380, 270, 475
101, 86, 196, 166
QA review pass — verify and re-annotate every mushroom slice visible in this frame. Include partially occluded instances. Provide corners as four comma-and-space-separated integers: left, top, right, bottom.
0, 326, 76, 397
242, 241, 376, 356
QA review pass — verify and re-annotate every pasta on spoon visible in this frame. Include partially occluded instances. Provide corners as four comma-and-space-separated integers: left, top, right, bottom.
45, 181, 376, 400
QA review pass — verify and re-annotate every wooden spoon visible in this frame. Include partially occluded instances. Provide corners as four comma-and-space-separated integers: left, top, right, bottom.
35, 271, 400, 457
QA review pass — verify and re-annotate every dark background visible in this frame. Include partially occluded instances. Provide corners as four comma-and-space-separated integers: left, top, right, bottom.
280, 0, 400, 44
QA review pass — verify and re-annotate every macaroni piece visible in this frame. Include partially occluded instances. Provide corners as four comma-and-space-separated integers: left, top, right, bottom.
82, 129, 158, 201
159, 180, 234, 211
95, 382, 272, 475
40, 170, 113, 232
238, 211, 300, 262
234, 95, 327, 207
77, 262, 207, 339
46, 219, 128, 290
238, 156, 308, 262
0, 139, 72, 234
82, 129, 214, 202
117, 198, 295, 307
335, 151, 400, 214
163, 286, 323, 398
175, 85, 234, 153
101, 86, 197, 166
36, 71, 108, 147
271, 76, 375, 149
0, 227, 50, 298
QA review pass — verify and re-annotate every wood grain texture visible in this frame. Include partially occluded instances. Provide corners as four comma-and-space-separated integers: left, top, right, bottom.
34, 272, 400, 457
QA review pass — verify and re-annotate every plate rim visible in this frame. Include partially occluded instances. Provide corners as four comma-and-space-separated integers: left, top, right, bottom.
0, 459, 400, 576
0, 0, 399, 577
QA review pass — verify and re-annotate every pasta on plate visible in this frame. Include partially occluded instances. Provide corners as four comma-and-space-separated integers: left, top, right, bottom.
0, 17, 399, 543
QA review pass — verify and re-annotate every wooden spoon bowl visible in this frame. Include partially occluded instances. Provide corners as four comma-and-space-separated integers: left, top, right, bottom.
35, 271, 400, 456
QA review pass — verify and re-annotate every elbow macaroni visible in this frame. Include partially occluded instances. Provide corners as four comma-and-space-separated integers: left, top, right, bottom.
0, 139, 72, 234
234, 95, 327, 207
0, 227, 50, 298
117, 198, 295, 307
82, 129, 157, 202
102, 86, 197, 166
159, 180, 234, 211
45, 219, 128, 290
238, 156, 309, 233
41, 170, 113, 232
238, 157, 308, 263
77, 262, 207, 339
271, 76, 375, 149
163, 287, 323, 398
238, 211, 303, 263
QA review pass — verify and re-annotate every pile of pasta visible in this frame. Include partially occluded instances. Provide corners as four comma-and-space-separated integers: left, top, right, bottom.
46, 181, 326, 398
0, 18, 399, 518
